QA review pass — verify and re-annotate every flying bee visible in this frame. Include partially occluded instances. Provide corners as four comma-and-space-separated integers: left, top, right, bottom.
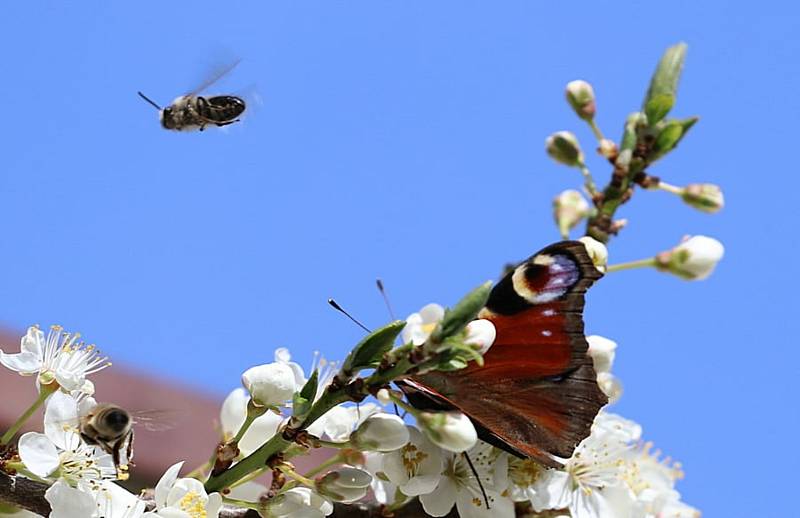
137, 60, 246, 131
77, 404, 176, 479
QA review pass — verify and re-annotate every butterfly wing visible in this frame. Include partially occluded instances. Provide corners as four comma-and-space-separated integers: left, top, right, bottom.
402, 241, 606, 468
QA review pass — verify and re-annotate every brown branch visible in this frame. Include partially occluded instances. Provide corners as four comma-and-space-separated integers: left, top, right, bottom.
0, 472, 446, 518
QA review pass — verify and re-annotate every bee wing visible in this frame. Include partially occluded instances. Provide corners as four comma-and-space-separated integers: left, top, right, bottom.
130, 409, 185, 432
187, 59, 242, 97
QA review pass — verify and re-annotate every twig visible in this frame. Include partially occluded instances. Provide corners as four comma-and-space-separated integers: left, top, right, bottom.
0, 472, 448, 517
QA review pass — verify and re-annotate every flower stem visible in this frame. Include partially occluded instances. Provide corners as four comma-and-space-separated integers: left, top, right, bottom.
587, 119, 605, 142
0, 383, 57, 445
278, 464, 315, 487
303, 452, 343, 478
578, 162, 598, 196
606, 257, 657, 273
657, 181, 684, 196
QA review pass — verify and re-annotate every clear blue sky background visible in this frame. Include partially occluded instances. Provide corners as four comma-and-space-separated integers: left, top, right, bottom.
0, 2, 796, 516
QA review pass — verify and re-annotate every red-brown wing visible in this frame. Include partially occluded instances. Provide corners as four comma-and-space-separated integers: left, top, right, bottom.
403, 241, 606, 467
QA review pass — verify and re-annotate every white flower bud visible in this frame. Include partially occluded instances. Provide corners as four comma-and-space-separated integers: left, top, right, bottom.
586, 335, 617, 373
597, 372, 623, 404
565, 80, 596, 120
417, 411, 477, 453
376, 388, 392, 405
350, 413, 410, 452
464, 319, 496, 355
578, 236, 608, 273
546, 131, 584, 167
316, 467, 372, 503
598, 138, 617, 159
269, 487, 333, 517
657, 235, 724, 281
553, 190, 590, 237
681, 183, 724, 213
241, 362, 296, 408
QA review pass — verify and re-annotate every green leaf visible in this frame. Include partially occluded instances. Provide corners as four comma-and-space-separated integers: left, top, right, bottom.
431, 282, 493, 343
650, 116, 699, 161
643, 43, 687, 125
343, 320, 406, 373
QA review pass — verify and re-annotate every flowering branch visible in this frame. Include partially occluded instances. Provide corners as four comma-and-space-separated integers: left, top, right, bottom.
0, 42, 715, 518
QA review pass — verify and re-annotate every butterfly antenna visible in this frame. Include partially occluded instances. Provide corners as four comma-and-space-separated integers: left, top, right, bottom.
328, 298, 371, 333
137, 91, 162, 110
375, 279, 396, 320
462, 452, 490, 510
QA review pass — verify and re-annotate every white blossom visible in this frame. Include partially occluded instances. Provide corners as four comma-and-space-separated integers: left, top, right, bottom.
219, 388, 283, 456
417, 411, 477, 453
18, 392, 117, 490
381, 426, 443, 497
311, 403, 380, 443
142, 461, 222, 518
241, 362, 297, 408
402, 303, 445, 345
350, 413, 409, 452
0, 325, 109, 392
363, 452, 399, 505
419, 442, 514, 518
316, 466, 372, 503
587, 335, 622, 403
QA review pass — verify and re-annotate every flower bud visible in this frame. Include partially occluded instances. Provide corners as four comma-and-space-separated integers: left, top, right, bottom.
350, 413, 409, 452
268, 487, 333, 517
376, 388, 392, 405
597, 372, 622, 404
656, 235, 724, 281
417, 411, 477, 453
241, 362, 296, 408
553, 190, 590, 237
464, 319, 496, 355
578, 236, 608, 274
545, 131, 584, 167
565, 80, 596, 120
316, 467, 372, 503
681, 183, 724, 213
598, 138, 617, 159
586, 335, 616, 373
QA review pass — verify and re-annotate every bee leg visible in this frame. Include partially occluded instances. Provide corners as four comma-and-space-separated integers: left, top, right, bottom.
126, 429, 135, 466
214, 119, 240, 128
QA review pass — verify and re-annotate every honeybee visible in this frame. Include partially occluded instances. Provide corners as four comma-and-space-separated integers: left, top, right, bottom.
78, 404, 135, 478
78, 404, 176, 479
137, 61, 246, 131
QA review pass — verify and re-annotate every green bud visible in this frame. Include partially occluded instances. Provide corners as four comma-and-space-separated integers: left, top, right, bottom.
292, 368, 319, 418
553, 189, 590, 238
643, 43, 687, 125
681, 183, 724, 213
545, 131, 584, 167
565, 80, 596, 121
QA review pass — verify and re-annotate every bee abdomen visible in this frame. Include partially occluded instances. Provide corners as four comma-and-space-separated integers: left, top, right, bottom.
196, 96, 246, 125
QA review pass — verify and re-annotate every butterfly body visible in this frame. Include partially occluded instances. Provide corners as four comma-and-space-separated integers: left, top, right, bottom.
402, 241, 606, 467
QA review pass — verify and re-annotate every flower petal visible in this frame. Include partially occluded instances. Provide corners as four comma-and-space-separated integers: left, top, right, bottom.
18, 432, 59, 478
44, 479, 97, 518
0, 351, 42, 375
154, 461, 184, 509
419, 476, 455, 516
96, 480, 146, 518
219, 388, 248, 439
206, 492, 223, 517
44, 391, 80, 450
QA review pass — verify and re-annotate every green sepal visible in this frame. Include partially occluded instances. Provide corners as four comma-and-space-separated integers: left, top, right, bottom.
342, 320, 406, 373
643, 43, 687, 125
292, 369, 319, 418
430, 282, 492, 343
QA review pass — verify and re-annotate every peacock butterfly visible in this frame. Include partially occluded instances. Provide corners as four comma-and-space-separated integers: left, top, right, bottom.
400, 241, 607, 468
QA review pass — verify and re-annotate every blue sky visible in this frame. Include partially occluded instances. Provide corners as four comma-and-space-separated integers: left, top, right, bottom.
1, 2, 796, 515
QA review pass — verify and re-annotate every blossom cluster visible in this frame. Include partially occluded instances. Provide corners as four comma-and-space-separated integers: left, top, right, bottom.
0, 298, 699, 518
